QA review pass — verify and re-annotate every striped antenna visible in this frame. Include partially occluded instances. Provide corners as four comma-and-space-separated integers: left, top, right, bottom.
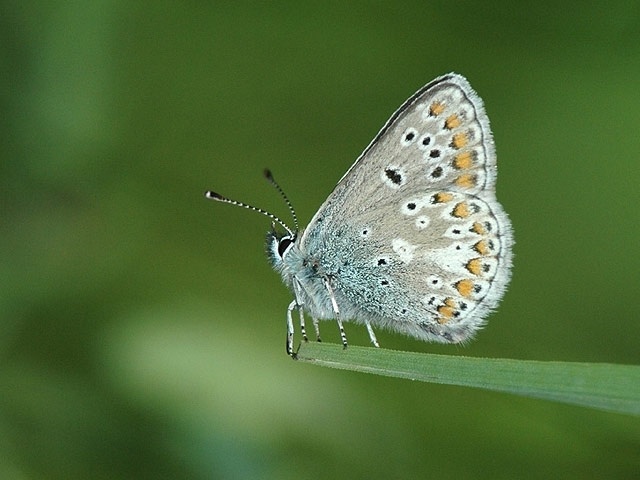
263, 169, 299, 232
205, 172, 296, 236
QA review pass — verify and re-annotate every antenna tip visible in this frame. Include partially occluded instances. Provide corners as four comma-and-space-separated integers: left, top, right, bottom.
263, 168, 273, 180
204, 191, 223, 200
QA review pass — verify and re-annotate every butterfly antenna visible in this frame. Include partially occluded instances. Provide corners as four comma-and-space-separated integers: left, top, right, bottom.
263, 169, 299, 232
204, 190, 294, 237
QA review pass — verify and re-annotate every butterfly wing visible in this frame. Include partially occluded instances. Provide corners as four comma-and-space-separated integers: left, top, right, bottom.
299, 73, 513, 343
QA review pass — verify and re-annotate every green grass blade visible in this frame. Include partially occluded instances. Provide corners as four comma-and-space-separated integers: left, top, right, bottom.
296, 343, 640, 416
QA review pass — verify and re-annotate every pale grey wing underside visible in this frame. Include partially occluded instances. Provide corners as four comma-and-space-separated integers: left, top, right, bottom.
299, 73, 513, 343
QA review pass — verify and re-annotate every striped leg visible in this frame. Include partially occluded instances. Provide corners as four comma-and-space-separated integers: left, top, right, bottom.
322, 278, 348, 350
286, 300, 297, 357
312, 317, 321, 342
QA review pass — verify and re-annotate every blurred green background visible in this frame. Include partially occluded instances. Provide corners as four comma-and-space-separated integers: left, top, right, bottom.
2, 1, 639, 479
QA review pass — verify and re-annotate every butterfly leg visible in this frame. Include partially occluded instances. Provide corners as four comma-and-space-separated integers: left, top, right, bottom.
365, 321, 380, 348
312, 317, 322, 342
322, 278, 348, 350
290, 278, 309, 344
336, 317, 347, 350
298, 308, 309, 343
286, 300, 297, 357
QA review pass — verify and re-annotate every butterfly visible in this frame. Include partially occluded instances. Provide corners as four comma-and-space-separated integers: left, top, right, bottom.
207, 73, 513, 357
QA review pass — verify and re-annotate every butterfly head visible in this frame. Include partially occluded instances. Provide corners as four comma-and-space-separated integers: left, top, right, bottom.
266, 228, 297, 272
205, 169, 301, 276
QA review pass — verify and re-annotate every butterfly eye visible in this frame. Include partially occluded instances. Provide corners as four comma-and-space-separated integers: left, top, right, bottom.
277, 236, 294, 257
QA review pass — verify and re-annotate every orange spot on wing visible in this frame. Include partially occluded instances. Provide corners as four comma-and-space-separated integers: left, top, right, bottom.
455, 173, 476, 189
474, 240, 490, 255
466, 258, 482, 276
455, 279, 474, 298
445, 114, 461, 129
429, 102, 445, 116
451, 132, 468, 149
437, 298, 457, 323
453, 151, 473, 169
452, 202, 470, 218
433, 192, 454, 203
471, 221, 487, 235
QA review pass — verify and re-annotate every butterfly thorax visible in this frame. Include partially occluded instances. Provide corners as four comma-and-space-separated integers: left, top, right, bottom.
266, 229, 341, 319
